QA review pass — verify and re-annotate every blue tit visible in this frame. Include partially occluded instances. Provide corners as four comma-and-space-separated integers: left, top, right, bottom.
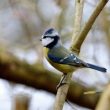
40, 28, 107, 88
41, 28, 106, 73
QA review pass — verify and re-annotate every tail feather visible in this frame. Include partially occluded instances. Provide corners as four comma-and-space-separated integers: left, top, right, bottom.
87, 63, 107, 73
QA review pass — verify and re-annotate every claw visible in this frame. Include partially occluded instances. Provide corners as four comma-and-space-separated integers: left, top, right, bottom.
56, 74, 67, 90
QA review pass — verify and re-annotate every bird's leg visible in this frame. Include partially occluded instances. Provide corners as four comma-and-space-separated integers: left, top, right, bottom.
56, 73, 67, 90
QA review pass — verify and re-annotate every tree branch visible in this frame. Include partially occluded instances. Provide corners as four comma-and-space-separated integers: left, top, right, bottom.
71, 0, 84, 53
71, 0, 109, 53
54, 0, 84, 110
54, 0, 109, 109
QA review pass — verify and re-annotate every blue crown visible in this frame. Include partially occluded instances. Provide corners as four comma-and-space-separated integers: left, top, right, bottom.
44, 28, 55, 35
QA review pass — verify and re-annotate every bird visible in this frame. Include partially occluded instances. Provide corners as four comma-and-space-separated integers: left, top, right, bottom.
40, 28, 107, 88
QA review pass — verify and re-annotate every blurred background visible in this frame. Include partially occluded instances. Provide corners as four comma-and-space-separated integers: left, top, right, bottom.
0, 0, 110, 110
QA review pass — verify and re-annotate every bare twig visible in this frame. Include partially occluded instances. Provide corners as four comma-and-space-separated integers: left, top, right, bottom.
71, 0, 109, 53
71, 0, 84, 53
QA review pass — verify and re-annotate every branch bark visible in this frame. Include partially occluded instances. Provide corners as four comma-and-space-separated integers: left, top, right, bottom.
71, 0, 84, 53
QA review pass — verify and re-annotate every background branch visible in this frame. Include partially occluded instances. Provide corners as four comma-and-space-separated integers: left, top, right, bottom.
95, 84, 110, 110
0, 51, 99, 109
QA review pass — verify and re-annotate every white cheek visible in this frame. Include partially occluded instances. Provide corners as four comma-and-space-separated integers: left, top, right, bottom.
42, 38, 54, 46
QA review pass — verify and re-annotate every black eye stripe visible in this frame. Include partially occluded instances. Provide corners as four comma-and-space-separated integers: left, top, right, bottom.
43, 35, 59, 39
43, 36, 53, 38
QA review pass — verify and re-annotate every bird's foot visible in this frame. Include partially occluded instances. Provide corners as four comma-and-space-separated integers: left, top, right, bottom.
56, 73, 67, 90
56, 82, 67, 90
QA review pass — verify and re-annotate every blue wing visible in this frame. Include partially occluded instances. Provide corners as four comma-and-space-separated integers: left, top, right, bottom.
48, 53, 62, 63
48, 53, 88, 67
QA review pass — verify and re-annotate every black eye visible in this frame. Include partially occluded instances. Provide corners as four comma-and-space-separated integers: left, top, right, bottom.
43, 36, 52, 39
43, 36, 47, 38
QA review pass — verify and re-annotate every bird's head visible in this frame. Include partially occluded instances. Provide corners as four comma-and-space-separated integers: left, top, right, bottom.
41, 28, 61, 48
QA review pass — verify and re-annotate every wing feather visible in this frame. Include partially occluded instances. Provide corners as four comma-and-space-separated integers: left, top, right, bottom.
48, 46, 88, 67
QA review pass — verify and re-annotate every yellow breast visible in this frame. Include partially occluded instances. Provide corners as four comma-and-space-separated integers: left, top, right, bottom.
43, 47, 74, 73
